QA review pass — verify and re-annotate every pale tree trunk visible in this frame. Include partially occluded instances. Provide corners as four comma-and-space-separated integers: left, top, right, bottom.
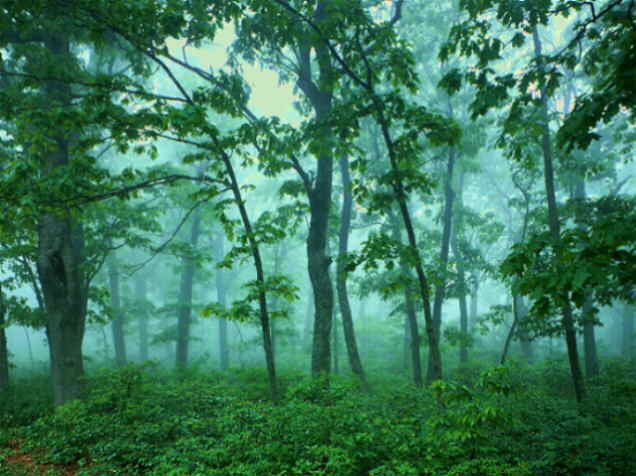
108, 255, 127, 367
469, 278, 479, 328
135, 276, 149, 361
213, 231, 229, 370
176, 207, 202, 369
533, 27, 585, 402
517, 297, 534, 363
0, 285, 9, 394
622, 303, 634, 361
336, 154, 369, 390
451, 170, 469, 364
582, 296, 599, 377
303, 291, 313, 353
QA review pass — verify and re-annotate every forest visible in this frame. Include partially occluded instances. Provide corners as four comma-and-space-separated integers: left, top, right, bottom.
0, 0, 635, 475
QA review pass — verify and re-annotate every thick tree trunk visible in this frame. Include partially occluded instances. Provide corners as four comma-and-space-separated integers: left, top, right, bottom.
389, 210, 423, 387
0, 286, 9, 394
108, 256, 127, 367
176, 207, 202, 369
213, 231, 229, 370
35, 31, 89, 407
336, 154, 369, 390
533, 28, 585, 403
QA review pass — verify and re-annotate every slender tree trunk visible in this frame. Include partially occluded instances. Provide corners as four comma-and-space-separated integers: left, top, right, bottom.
533, 27, 585, 402
332, 312, 340, 374
469, 279, 479, 329
108, 255, 127, 367
389, 210, 423, 387
176, 207, 202, 369
213, 231, 229, 370
135, 276, 149, 362
582, 296, 599, 377
501, 294, 522, 365
517, 297, 534, 363
451, 170, 469, 364
403, 316, 411, 372
220, 153, 278, 402
336, 154, 369, 390
573, 178, 599, 377
622, 303, 634, 361
0, 285, 9, 394
24, 328, 34, 370
430, 143, 456, 378
303, 292, 313, 353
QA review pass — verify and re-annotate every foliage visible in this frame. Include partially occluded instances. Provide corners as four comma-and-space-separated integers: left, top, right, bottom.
1, 364, 635, 475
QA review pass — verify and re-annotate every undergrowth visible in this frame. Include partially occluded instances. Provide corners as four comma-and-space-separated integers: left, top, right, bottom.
1, 360, 635, 475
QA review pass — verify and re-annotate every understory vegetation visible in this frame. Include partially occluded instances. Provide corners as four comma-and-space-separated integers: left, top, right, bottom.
2, 359, 636, 476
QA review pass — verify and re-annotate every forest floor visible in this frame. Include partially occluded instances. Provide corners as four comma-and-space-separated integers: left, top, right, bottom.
1, 439, 78, 476
1, 359, 636, 476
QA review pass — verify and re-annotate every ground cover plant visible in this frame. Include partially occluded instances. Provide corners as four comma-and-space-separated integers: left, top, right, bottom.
2, 360, 635, 476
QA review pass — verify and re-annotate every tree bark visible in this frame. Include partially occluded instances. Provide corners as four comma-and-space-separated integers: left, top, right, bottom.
213, 231, 229, 370
38, 32, 88, 406
0, 285, 9, 394
108, 255, 127, 367
533, 27, 585, 403
336, 154, 369, 390
176, 206, 202, 369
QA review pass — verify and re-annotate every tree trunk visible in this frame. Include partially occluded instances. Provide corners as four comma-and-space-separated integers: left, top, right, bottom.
176, 206, 202, 369
622, 303, 634, 361
517, 297, 534, 363
220, 152, 278, 402
213, 231, 229, 370
469, 278, 479, 329
38, 32, 87, 406
389, 210, 423, 387
533, 27, 585, 403
0, 285, 9, 394
135, 276, 149, 361
573, 178, 599, 378
451, 170, 469, 364
336, 154, 369, 390
108, 255, 127, 367
430, 142, 456, 378
582, 296, 599, 377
